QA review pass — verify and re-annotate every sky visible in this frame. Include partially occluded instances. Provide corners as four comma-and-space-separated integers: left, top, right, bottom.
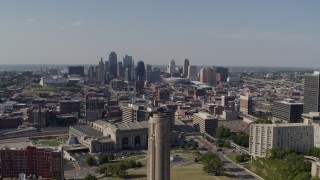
0, 0, 320, 67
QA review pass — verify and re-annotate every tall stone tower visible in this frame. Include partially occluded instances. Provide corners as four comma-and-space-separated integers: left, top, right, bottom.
147, 113, 170, 180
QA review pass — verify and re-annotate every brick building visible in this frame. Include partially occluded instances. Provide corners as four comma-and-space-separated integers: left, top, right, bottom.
0, 146, 64, 179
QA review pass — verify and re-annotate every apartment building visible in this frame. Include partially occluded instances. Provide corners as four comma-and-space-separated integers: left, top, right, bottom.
249, 123, 314, 157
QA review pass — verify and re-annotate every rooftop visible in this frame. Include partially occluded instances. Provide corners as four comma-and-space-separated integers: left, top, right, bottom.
70, 125, 103, 138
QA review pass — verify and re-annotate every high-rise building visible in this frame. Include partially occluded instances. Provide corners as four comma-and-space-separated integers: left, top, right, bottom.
193, 112, 218, 135
188, 65, 198, 81
304, 71, 320, 113
145, 64, 152, 72
240, 95, 253, 115
123, 55, 134, 69
104, 61, 109, 76
272, 99, 303, 122
0, 146, 64, 179
108, 51, 118, 78
68, 66, 84, 77
98, 58, 105, 84
131, 68, 137, 81
146, 70, 160, 83
147, 113, 170, 180
249, 123, 314, 157
87, 65, 95, 80
136, 61, 146, 80
117, 61, 123, 77
183, 59, 190, 77
167, 59, 176, 75
124, 68, 132, 82
216, 67, 229, 82
199, 67, 216, 85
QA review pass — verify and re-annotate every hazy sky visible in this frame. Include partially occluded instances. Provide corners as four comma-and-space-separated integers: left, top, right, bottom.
1, 0, 320, 67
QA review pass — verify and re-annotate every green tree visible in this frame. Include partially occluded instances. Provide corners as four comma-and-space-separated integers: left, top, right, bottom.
235, 154, 250, 163
191, 141, 199, 150
84, 154, 94, 166
98, 153, 109, 164
84, 174, 97, 180
200, 152, 224, 175
215, 126, 230, 139
115, 163, 127, 177
308, 147, 320, 158
230, 131, 249, 147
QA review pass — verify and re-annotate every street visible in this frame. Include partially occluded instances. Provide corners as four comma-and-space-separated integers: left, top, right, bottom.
176, 119, 258, 180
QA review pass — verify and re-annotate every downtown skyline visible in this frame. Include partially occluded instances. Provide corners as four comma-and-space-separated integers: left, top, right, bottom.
1, 0, 320, 67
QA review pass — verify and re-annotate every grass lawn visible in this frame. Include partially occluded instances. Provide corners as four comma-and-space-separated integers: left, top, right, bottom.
226, 155, 237, 163
172, 149, 197, 154
103, 163, 237, 180
122, 155, 146, 162
37, 139, 61, 146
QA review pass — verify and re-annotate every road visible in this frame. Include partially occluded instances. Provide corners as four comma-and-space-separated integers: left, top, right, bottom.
190, 134, 257, 180
176, 119, 258, 180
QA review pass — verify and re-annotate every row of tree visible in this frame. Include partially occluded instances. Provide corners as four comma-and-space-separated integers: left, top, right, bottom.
215, 126, 249, 147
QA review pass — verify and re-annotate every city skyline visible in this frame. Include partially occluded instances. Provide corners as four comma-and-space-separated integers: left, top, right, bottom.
1, 1, 320, 67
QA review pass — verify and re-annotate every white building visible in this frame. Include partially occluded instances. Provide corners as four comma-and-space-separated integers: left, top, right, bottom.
249, 123, 314, 157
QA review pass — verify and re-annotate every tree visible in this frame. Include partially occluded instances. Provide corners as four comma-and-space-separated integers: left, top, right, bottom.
235, 154, 250, 163
191, 141, 199, 150
230, 131, 249, 147
84, 154, 94, 166
98, 153, 109, 164
136, 161, 142, 168
200, 152, 224, 175
114, 163, 127, 177
84, 174, 97, 180
308, 147, 320, 158
215, 126, 230, 139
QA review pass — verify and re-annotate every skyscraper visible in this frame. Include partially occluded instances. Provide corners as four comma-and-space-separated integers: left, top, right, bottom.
183, 59, 189, 77
199, 67, 216, 85
167, 59, 176, 75
136, 61, 146, 80
108, 51, 118, 78
98, 58, 105, 85
147, 113, 170, 180
304, 71, 320, 113
123, 55, 134, 69
124, 68, 131, 82
216, 67, 229, 82
117, 61, 123, 77
188, 65, 198, 81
